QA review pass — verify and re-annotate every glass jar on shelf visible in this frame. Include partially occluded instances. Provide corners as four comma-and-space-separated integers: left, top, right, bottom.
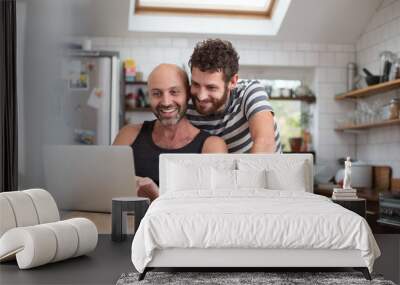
379, 51, 396, 82
358, 101, 374, 124
370, 99, 385, 123
355, 109, 364, 125
335, 117, 347, 128
389, 98, 399, 120
392, 58, 400, 80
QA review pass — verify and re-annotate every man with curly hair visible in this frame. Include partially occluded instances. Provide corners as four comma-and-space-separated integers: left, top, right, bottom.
187, 38, 282, 153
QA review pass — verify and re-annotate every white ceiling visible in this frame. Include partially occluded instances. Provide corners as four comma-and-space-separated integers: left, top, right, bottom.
75, 0, 382, 44
275, 0, 382, 44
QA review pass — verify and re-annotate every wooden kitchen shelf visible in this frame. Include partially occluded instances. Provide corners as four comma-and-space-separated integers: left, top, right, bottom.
123, 78, 150, 117
335, 79, 400, 100
269, 96, 316, 103
335, 119, 400, 131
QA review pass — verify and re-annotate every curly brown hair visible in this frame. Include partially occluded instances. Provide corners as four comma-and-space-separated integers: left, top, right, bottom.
189, 39, 239, 83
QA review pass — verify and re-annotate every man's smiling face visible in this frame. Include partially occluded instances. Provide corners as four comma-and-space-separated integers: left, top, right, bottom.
148, 65, 188, 126
190, 67, 230, 115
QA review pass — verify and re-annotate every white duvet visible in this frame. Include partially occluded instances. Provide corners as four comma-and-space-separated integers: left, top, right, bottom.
131, 190, 380, 273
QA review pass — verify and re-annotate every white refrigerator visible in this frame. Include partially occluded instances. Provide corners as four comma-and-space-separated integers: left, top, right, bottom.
63, 50, 120, 145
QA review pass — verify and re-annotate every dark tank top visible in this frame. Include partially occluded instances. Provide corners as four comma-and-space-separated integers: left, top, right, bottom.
131, 120, 211, 186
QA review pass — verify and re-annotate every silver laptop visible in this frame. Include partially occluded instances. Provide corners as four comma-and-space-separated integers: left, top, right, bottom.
43, 145, 136, 213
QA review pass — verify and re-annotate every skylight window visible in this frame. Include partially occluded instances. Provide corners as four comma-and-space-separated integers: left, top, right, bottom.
128, 0, 291, 36
135, 0, 276, 18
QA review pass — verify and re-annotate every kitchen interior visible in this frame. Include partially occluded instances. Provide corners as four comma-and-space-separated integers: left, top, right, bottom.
15, 0, 400, 282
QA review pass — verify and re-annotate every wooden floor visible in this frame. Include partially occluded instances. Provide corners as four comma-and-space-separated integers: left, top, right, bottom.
60, 211, 135, 234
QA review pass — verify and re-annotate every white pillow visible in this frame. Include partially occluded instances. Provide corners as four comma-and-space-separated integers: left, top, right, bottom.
167, 162, 212, 191
212, 168, 237, 191
266, 163, 307, 191
236, 169, 267, 189
237, 159, 309, 192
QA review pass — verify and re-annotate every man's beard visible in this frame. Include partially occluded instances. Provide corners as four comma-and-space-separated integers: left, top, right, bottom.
154, 104, 186, 126
193, 85, 229, 115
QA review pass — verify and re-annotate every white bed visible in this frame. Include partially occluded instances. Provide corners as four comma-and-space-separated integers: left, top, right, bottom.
131, 154, 380, 280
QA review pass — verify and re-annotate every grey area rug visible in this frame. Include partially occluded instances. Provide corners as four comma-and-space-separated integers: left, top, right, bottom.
116, 272, 396, 285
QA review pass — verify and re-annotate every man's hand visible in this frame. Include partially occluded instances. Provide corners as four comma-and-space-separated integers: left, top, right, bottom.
136, 177, 159, 202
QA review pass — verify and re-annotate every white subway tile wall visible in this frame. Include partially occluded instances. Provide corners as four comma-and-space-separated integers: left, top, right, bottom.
356, 0, 400, 177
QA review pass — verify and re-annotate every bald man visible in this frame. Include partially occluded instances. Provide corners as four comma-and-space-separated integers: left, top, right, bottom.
113, 64, 227, 201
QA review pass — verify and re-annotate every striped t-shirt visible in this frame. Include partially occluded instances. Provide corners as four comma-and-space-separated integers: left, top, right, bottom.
187, 80, 282, 153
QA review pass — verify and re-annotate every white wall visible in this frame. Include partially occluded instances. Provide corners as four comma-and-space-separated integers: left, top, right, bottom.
355, 0, 400, 177
66, 34, 357, 174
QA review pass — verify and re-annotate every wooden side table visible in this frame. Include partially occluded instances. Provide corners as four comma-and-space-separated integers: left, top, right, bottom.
332, 198, 366, 218
112, 197, 150, 242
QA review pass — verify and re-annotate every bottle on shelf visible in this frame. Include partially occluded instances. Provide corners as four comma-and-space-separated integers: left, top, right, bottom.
124, 59, 136, 82
391, 58, 400, 80
347, 62, 357, 91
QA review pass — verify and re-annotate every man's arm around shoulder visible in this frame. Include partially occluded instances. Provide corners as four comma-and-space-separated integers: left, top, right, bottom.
201, 136, 228, 153
112, 124, 142, 145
